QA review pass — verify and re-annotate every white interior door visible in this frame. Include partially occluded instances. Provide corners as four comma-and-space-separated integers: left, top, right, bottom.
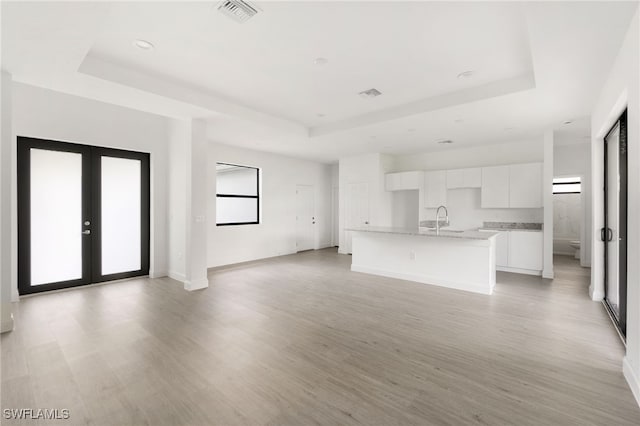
345, 182, 369, 254
296, 185, 315, 252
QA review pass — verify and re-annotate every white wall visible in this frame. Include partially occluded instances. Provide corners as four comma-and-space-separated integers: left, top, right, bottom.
391, 190, 420, 228
591, 8, 639, 407
11, 83, 170, 292
393, 139, 543, 172
554, 142, 591, 263
207, 142, 332, 267
167, 121, 188, 281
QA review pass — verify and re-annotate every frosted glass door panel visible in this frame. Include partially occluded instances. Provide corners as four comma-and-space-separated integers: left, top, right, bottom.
30, 149, 83, 285
101, 157, 141, 275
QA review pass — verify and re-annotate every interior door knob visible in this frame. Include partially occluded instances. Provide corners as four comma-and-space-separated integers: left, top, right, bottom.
82, 230, 91, 235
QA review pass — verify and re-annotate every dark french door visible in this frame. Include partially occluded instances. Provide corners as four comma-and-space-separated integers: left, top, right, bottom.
18, 137, 150, 295
602, 110, 627, 338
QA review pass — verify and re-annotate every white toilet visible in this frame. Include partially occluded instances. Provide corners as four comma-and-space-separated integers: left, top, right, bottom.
569, 240, 581, 259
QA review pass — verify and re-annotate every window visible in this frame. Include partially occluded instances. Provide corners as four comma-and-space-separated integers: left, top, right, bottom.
553, 176, 581, 194
216, 163, 260, 226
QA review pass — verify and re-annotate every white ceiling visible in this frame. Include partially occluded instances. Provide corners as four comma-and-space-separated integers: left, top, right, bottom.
2, 1, 637, 163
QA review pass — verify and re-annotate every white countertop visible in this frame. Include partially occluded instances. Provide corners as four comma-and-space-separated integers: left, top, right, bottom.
347, 226, 498, 240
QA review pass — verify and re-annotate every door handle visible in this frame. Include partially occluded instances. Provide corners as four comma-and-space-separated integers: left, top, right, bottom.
82, 230, 91, 235
601, 227, 606, 242
607, 228, 613, 242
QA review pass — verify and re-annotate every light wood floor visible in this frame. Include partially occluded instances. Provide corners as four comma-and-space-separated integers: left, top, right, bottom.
2, 250, 639, 425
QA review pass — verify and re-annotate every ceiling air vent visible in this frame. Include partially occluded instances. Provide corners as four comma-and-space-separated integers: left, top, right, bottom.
359, 88, 382, 99
217, 0, 260, 23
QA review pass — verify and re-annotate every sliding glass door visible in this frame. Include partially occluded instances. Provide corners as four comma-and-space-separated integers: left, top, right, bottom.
18, 137, 150, 295
603, 110, 627, 337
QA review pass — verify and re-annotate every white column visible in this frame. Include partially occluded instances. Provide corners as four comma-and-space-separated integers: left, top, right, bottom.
166, 119, 209, 291
1, 70, 14, 333
543, 130, 554, 279
184, 119, 208, 290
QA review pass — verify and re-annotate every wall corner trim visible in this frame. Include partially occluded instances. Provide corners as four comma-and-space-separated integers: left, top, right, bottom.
623, 356, 640, 408
149, 271, 168, 279
184, 278, 209, 291
168, 271, 186, 283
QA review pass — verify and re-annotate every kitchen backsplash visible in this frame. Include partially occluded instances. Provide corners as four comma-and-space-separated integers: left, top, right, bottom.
421, 188, 543, 230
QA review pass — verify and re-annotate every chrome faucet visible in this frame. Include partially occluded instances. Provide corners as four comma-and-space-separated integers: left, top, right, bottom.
435, 205, 449, 235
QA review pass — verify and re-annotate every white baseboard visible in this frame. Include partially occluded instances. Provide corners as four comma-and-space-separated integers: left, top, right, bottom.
168, 271, 186, 283
623, 357, 640, 408
184, 278, 208, 291
589, 284, 604, 301
0, 314, 13, 333
497, 266, 543, 276
351, 265, 492, 295
149, 270, 168, 279
1, 309, 14, 333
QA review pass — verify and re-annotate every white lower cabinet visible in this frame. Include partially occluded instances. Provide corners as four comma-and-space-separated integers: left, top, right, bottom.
495, 232, 509, 267
483, 230, 542, 274
507, 231, 543, 272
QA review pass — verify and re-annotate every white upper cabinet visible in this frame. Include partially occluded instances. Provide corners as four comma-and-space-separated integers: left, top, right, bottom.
481, 166, 510, 208
424, 170, 447, 208
446, 168, 481, 189
385, 171, 424, 191
509, 163, 543, 208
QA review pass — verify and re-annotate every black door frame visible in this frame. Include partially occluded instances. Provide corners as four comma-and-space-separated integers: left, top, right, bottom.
17, 136, 150, 295
602, 110, 627, 337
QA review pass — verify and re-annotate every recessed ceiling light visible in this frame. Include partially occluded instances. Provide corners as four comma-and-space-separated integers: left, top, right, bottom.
457, 70, 475, 79
317, 113, 326, 118
133, 39, 154, 50
314, 57, 328, 65
437, 139, 454, 144
563, 120, 573, 125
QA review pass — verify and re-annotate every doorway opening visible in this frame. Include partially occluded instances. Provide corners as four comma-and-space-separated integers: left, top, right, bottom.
17, 137, 150, 295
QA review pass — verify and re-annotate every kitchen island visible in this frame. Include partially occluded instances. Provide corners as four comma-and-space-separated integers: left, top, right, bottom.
348, 226, 499, 295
